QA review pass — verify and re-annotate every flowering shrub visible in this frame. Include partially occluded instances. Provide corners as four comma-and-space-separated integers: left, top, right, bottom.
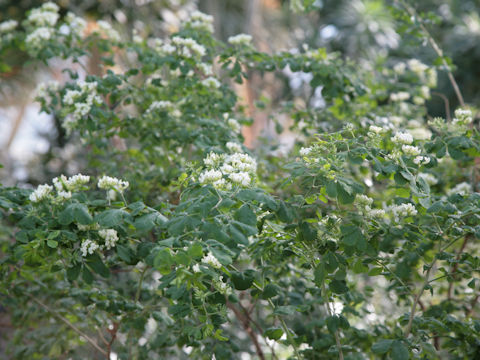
1, 2, 480, 360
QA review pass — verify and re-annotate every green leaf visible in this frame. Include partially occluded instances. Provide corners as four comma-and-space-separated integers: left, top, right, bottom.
95, 209, 130, 227
391, 341, 409, 360
116, 244, 134, 263
261, 284, 279, 299
326, 315, 339, 333
231, 270, 255, 290
82, 266, 93, 284
329, 279, 348, 294
187, 242, 203, 258
87, 254, 110, 278
210, 247, 232, 266
336, 182, 355, 204
264, 327, 283, 340
372, 339, 393, 354
234, 204, 257, 226
46, 239, 58, 248
66, 264, 81, 281
273, 305, 295, 316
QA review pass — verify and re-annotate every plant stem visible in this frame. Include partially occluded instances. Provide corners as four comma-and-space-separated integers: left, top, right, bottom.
29, 295, 108, 358
398, 0, 465, 108
135, 266, 148, 302
405, 259, 437, 337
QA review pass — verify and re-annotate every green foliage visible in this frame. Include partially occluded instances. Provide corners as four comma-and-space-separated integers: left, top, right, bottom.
1, 2, 480, 360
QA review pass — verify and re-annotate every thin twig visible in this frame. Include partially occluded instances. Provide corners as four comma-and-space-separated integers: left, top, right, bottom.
447, 235, 469, 300
227, 301, 265, 360
29, 295, 108, 357
405, 260, 437, 337
398, 0, 465, 107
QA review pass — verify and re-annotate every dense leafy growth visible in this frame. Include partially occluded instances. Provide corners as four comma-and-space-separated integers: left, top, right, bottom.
0, 1, 479, 359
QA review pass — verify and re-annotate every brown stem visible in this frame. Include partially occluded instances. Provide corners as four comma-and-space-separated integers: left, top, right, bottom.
447, 236, 469, 300
227, 301, 265, 360
106, 322, 119, 359
405, 260, 436, 337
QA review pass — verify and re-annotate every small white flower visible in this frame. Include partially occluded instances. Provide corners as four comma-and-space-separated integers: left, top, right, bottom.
368, 125, 384, 134
80, 239, 99, 257
407, 59, 428, 75
401, 145, 421, 156
0, 20, 18, 33
367, 209, 386, 218
192, 264, 201, 273
199, 169, 223, 184
98, 176, 129, 192
453, 108, 473, 125
393, 62, 406, 74
25, 27, 54, 54
391, 132, 413, 145
29, 184, 53, 203
187, 11, 214, 33
227, 118, 241, 133
226, 142, 243, 153
413, 156, 430, 165
355, 194, 373, 207
98, 229, 119, 250
229, 172, 251, 187
228, 33, 252, 46
97, 20, 120, 42
390, 92, 410, 102
201, 252, 222, 269
57, 191, 72, 200
390, 203, 417, 220
447, 182, 472, 196
300, 147, 312, 156
201, 77, 221, 89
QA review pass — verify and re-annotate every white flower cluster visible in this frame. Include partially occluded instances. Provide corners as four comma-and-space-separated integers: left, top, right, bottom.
27, 2, 59, 27
391, 131, 413, 145
63, 81, 102, 129
186, 11, 214, 33
97, 20, 120, 42
213, 276, 232, 296
199, 169, 224, 187
65, 12, 87, 38
390, 91, 410, 102
228, 33, 253, 46
447, 182, 472, 196
36, 80, 60, 101
413, 156, 430, 165
418, 173, 438, 185
29, 184, 54, 203
299, 147, 312, 156
226, 142, 242, 153
192, 263, 201, 273
201, 77, 221, 89
355, 195, 385, 218
162, 37, 206, 59
98, 229, 119, 250
80, 239, 99, 257
401, 145, 421, 156
24, 2, 60, 54
146, 100, 174, 114
30, 173, 90, 203
25, 27, 54, 54
452, 108, 473, 126
98, 176, 129, 193
223, 113, 241, 133
199, 150, 257, 189
0, 20, 18, 33
368, 125, 384, 136
201, 252, 222, 269
390, 203, 417, 221
407, 59, 437, 87
52, 173, 90, 199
